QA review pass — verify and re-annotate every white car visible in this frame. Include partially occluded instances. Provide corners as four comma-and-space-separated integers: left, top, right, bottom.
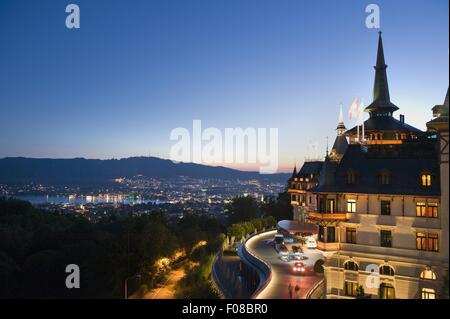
293, 251, 303, 260
277, 244, 289, 261
306, 237, 317, 249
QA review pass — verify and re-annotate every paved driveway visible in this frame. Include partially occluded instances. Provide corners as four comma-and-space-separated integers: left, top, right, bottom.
245, 231, 324, 299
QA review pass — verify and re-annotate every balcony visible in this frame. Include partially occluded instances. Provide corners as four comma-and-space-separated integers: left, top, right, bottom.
307, 211, 348, 221
287, 188, 306, 194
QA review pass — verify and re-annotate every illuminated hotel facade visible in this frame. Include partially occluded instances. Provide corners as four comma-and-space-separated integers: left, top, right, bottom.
288, 32, 449, 299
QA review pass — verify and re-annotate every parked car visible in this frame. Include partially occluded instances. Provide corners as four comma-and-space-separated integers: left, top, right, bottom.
274, 234, 284, 245
292, 250, 303, 260
306, 237, 317, 249
277, 244, 289, 261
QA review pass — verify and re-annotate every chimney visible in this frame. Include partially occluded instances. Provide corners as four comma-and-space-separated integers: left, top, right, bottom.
400, 114, 405, 124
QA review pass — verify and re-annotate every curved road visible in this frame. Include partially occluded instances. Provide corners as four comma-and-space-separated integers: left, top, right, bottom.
245, 231, 324, 299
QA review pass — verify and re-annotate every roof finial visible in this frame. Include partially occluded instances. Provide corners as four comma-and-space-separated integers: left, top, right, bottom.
364, 31, 399, 117
336, 104, 346, 135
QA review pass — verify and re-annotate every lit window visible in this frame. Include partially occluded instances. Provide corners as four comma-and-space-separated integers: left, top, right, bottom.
416, 202, 426, 217
344, 261, 359, 271
421, 174, 431, 187
420, 270, 437, 280
380, 283, 395, 299
347, 200, 356, 213
417, 233, 427, 250
421, 288, 436, 299
345, 281, 358, 297
327, 199, 335, 213
428, 233, 439, 252
379, 265, 395, 276
427, 203, 438, 218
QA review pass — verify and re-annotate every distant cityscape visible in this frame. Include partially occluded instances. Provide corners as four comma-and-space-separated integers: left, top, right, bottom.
0, 175, 286, 222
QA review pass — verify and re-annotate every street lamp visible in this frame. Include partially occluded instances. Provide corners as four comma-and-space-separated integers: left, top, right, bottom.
124, 274, 141, 299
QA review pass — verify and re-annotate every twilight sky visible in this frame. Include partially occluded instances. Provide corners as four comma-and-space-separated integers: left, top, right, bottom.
0, 0, 448, 172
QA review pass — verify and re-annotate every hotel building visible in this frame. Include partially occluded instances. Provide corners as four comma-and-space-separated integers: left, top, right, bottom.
288, 32, 449, 299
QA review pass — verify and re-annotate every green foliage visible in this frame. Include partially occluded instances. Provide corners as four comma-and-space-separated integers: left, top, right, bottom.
261, 191, 293, 221
175, 244, 221, 299
175, 213, 224, 255
227, 223, 245, 239
0, 197, 229, 299
226, 196, 258, 224
0, 198, 179, 298
227, 216, 276, 240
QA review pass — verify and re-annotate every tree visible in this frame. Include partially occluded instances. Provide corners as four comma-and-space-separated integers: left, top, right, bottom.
227, 224, 245, 241
262, 192, 293, 221
226, 196, 258, 224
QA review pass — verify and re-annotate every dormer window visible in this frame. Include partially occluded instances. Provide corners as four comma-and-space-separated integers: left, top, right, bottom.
379, 170, 391, 185
347, 170, 357, 185
421, 174, 431, 187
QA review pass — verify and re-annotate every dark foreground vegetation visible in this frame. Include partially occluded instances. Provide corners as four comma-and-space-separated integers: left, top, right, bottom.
0, 192, 292, 298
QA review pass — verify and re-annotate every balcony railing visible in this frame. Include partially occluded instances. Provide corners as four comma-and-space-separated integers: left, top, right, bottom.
287, 188, 306, 194
307, 211, 348, 220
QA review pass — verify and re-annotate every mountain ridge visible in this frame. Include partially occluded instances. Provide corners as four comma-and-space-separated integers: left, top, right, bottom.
0, 156, 290, 186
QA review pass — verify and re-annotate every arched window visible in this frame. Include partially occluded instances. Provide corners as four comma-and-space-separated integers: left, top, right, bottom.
420, 269, 437, 280
379, 265, 395, 276
344, 260, 359, 271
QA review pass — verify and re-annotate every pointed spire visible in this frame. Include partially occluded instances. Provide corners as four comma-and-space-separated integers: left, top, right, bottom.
427, 87, 449, 132
336, 104, 346, 135
292, 164, 297, 177
365, 32, 399, 117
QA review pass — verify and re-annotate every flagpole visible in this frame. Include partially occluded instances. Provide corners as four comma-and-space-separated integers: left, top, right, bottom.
361, 99, 365, 143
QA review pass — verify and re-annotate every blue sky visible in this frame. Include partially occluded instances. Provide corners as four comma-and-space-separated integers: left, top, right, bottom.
0, 0, 448, 172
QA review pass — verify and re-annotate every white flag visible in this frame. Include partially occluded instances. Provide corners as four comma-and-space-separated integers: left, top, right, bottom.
357, 99, 365, 125
348, 97, 360, 121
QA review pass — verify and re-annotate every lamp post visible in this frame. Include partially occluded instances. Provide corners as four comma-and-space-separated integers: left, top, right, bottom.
124, 274, 141, 299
